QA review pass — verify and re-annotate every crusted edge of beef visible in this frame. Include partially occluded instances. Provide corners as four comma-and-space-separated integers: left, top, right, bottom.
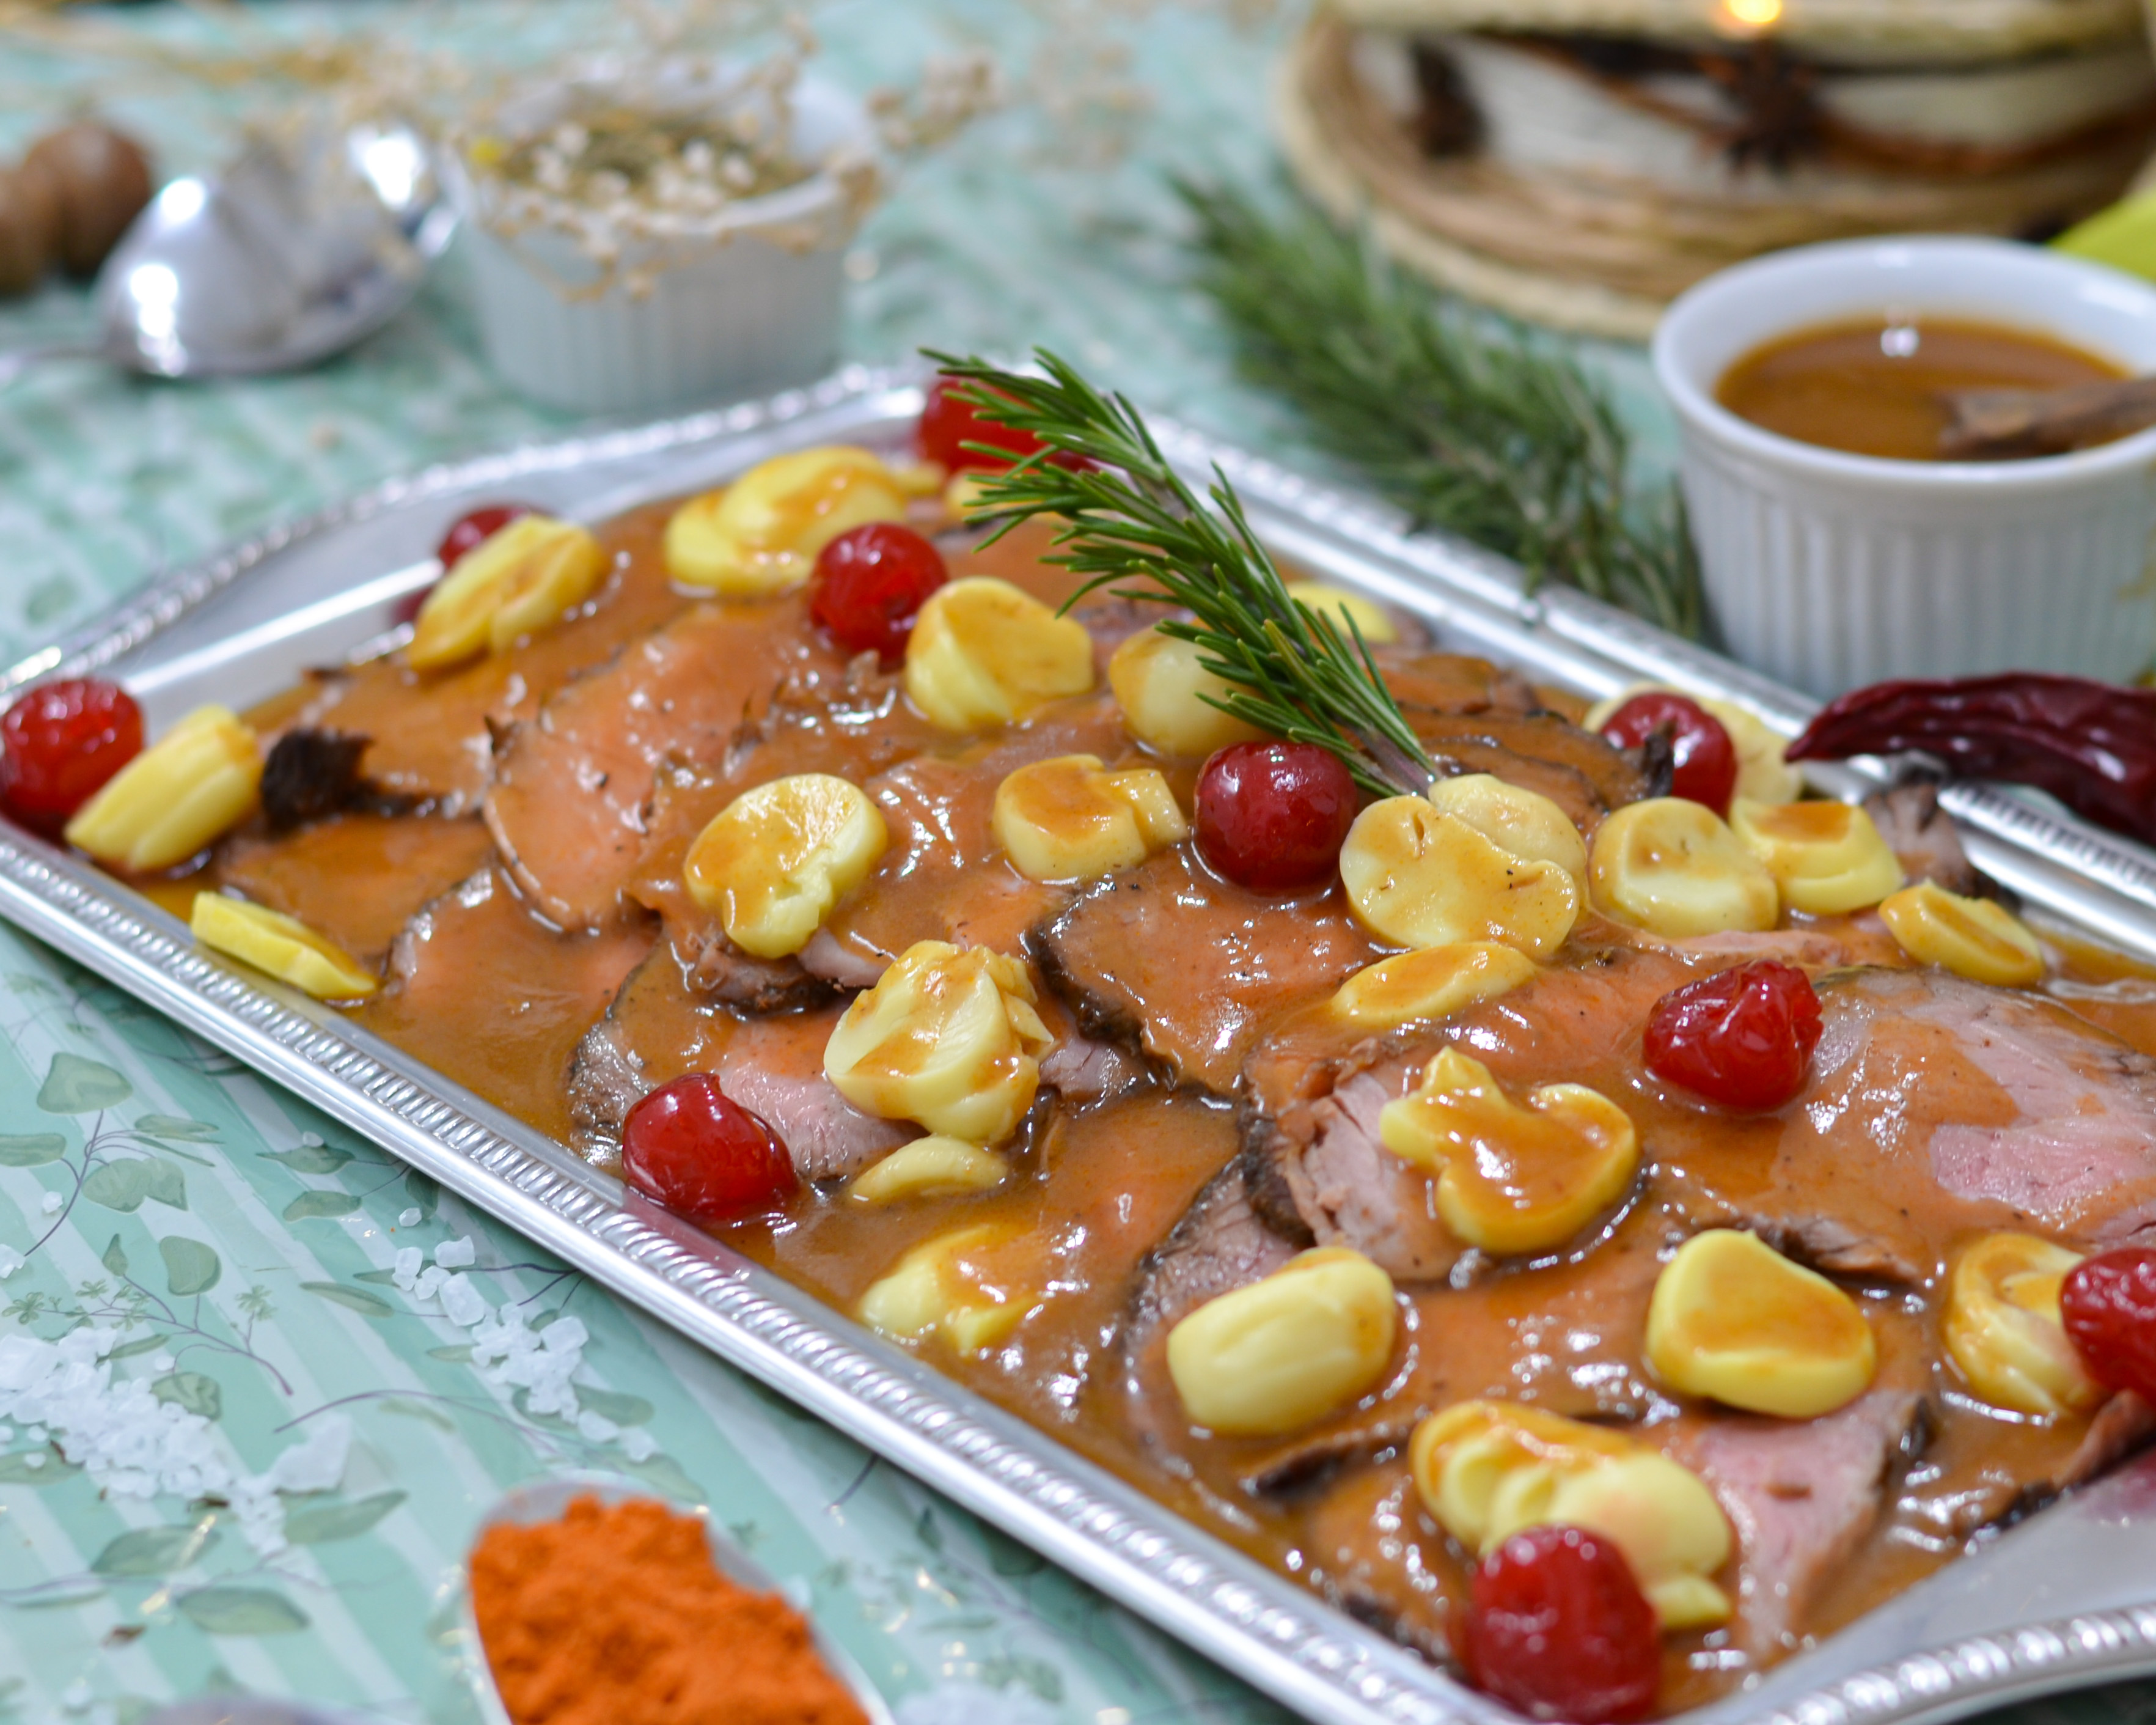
261, 728, 417, 831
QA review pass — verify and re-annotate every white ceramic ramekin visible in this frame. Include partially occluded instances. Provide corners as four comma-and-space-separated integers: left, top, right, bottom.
447, 64, 873, 417
1652, 237, 2156, 697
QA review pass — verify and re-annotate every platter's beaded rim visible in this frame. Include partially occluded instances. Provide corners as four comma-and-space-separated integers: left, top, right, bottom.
4, 362, 2156, 1725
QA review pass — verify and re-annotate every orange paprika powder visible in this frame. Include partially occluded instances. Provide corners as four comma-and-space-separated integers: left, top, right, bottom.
471, 1493, 870, 1725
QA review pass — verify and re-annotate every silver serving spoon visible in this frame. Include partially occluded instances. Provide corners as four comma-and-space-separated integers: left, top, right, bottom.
0, 119, 455, 388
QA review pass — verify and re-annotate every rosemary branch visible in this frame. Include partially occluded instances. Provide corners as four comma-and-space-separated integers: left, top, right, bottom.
924, 347, 1439, 799
1178, 180, 1704, 639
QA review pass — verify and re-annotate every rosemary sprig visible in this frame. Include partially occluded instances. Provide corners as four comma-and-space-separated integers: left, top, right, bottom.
1177, 180, 1704, 639
925, 347, 1439, 799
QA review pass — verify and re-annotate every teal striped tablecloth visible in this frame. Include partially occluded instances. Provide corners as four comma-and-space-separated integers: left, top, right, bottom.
0, 6, 2143, 1723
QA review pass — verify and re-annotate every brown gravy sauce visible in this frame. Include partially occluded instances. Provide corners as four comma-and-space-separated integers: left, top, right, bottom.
1717, 317, 2127, 462
155, 498, 2156, 1714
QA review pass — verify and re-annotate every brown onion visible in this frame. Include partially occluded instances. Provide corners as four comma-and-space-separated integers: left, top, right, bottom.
24, 121, 153, 279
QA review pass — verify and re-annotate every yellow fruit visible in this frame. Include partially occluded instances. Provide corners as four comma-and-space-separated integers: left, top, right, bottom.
1879, 881, 2045, 988
1330, 941, 1539, 1031
189, 894, 378, 1000
823, 941, 1053, 1144
846, 1136, 1010, 1204
1284, 582, 1399, 645
1165, 1248, 1398, 1436
1340, 795, 1580, 961
1378, 1048, 1637, 1256
1586, 686, 1800, 806
1107, 626, 1263, 758
858, 1221, 1039, 1355
408, 515, 609, 671
903, 577, 1095, 732
663, 447, 909, 596
1945, 1232, 2102, 1418
1426, 774, 1588, 890
942, 469, 997, 520
1588, 798, 1778, 938
1729, 798, 1904, 916
1410, 1400, 1733, 1630
991, 754, 1188, 883
1645, 1230, 1876, 1419
64, 705, 262, 874
683, 773, 889, 959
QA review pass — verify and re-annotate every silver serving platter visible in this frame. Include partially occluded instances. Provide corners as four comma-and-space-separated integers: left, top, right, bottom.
5, 365, 2156, 1725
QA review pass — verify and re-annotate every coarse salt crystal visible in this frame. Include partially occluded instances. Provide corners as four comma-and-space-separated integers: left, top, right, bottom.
414, 1266, 448, 1302
150, 1354, 174, 1374
434, 1235, 476, 1269
40, 1191, 61, 1215
20, 1451, 42, 1470
620, 1427, 658, 1462
397, 1207, 422, 1228
439, 1273, 487, 1328
575, 1410, 620, 1443
392, 1246, 424, 1292
266, 1414, 353, 1496
301, 1133, 323, 1147
542, 1316, 588, 1354
0, 1247, 23, 1281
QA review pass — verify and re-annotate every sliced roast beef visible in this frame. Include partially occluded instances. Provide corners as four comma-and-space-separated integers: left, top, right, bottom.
1038, 1032, 1160, 1107
1811, 969, 2156, 1250
1123, 1148, 1308, 1373
485, 600, 852, 931
716, 1009, 912, 1182
357, 866, 653, 1144
672, 918, 835, 1014
216, 813, 496, 967
566, 952, 905, 1180
1905, 1391, 2156, 1539
1032, 847, 1385, 1096
1671, 1391, 1925, 1655
1865, 779, 1981, 896
284, 507, 685, 814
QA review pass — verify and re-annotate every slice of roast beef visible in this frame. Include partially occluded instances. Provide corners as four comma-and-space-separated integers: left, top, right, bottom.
1865, 778, 1981, 897
566, 954, 906, 1180
1907, 1390, 2156, 1539
1038, 1032, 1160, 1108
282, 504, 686, 814
485, 600, 851, 931
1123, 1148, 1308, 1374
1032, 847, 1385, 1096
671, 916, 836, 1014
1810, 969, 2156, 1251
216, 813, 496, 967
1671, 1390, 1926, 1655
716, 1008, 912, 1182
356, 867, 653, 1144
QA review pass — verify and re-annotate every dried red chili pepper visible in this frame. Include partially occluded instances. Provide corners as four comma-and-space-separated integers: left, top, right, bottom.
1786, 674, 2156, 846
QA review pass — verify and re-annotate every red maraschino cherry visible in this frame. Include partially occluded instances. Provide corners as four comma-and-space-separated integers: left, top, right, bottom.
2061, 1247, 2156, 1404
1192, 740, 1358, 892
1459, 1525, 1661, 1724
811, 523, 949, 665
0, 678, 143, 834
395, 504, 537, 626
621, 1074, 796, 1224
1643, 960, 1823, 1113
919, 375, 1050, 473
1601, 692, 1738, 815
